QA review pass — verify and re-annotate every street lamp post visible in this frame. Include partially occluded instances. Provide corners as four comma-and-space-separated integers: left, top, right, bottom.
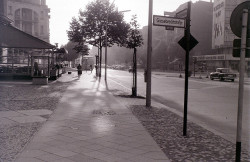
104, 0, 130, 81
146, 0, 153, 107
104, 0, 115, 81
95, 55, 99, 77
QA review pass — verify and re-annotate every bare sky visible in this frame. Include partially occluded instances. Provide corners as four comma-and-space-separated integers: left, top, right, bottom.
47, 0, 211, 46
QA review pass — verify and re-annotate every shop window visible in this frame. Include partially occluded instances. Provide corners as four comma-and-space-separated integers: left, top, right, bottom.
15, 9, 21, 20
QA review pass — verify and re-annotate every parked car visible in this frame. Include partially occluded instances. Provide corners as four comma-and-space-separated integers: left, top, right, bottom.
210, 68, 236, 82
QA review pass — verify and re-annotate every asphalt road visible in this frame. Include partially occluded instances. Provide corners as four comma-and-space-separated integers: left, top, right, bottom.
106, 69, 250, 152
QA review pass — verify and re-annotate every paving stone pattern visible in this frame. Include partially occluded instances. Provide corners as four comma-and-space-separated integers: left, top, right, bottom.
130, 105, 250, 162
103, 78, 250, 162
0, 74, 74, 162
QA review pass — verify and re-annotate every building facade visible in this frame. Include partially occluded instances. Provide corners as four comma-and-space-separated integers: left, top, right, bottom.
206, 0, 249, 72
6, 0, 50, 42
0, 0, 52, 78
164, 1, 214, 71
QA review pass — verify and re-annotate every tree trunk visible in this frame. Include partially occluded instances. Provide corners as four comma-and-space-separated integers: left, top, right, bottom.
135, 48, 137, 96
99, 38, 102, 78
132, 48, 137, 97
99, 47, 102, 78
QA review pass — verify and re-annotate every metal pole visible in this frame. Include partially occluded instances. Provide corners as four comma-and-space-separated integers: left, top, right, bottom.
132, 50, 135, 96
183, 1, 191, 136
146, 0, 153, 107
235, 9, 248, 162
135, 48, 137, 96
105, 22, 108, 81
193, 59, 195, 77
99, 38, 102, 78
97, 47, 100, 77
105, 0, 115, 81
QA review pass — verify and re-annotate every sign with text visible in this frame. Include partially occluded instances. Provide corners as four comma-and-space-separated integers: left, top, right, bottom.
212, 0, 225, 49
176, 9, 188, 18
165, 26, 174, 30
193, 54, 226, 61
153, 15, 185, 28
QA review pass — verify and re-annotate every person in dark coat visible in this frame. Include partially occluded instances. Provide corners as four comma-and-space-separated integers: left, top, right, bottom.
77, 64, 82, 75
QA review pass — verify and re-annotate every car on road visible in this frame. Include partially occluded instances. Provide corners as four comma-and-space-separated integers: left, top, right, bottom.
210, 68, 236, 82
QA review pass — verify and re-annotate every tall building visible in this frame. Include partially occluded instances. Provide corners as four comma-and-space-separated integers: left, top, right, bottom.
210, 0, 249, 71
193, 0, 249, 73
6, 0, 50, 42
163, 1, 214, 70
0, 0, 53, 78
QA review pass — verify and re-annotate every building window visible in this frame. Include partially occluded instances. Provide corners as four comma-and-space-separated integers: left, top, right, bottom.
40, 25, 44, 35
22, 8, 32, 21
41, 11, 44, 19
15, 9, 21, 20
8, 6, 12, 15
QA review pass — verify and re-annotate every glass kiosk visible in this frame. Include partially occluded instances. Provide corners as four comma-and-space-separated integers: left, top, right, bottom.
31, 55, 50, 84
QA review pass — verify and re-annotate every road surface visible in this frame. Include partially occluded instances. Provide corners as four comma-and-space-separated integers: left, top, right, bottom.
106, 69, 250, 152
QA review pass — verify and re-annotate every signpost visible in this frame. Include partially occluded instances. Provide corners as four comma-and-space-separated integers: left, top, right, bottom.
178, 34, 198, 51
146, 0, 153, 107
154, 1, 197, 137
163, 11, 175, 30
153, 15, 185, 28
233, 39, 250, 57
176, 2, 197, 136
176, 8, 188, 19
165, 26, 174, 30
230, 1, 250, 161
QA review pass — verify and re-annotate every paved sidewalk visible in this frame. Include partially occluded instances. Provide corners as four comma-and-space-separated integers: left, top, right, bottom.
15, 73, 170, 162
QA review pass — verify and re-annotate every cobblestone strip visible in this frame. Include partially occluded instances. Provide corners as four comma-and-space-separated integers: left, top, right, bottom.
101, 77, 250, 162
0, 73, 75, 162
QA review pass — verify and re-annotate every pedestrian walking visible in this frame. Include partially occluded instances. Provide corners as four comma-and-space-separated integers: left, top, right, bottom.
90, 65, 93, 73
77, 64, 82, 77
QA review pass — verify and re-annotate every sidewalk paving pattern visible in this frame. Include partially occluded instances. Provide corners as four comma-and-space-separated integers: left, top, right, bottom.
15, 73, 170, 162
1, 70, 249, 162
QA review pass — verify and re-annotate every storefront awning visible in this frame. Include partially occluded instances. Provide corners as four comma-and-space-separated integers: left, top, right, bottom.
0, 23, 55, 49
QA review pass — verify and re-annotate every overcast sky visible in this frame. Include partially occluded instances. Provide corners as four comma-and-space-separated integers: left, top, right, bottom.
47, 0, 211, 46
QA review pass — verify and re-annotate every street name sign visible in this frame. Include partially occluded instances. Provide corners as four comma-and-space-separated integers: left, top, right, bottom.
176, 9, 188, 18
153, 15, 185, 28
164, 11, 173, 16
178, 34, 198, 51
165, 26, 174, 30
233, 39, 250, 57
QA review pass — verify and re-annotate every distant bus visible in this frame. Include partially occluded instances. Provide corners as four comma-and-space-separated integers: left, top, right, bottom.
81, 56, 94, 70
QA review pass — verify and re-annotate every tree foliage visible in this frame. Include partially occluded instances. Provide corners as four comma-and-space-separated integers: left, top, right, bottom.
67, 0, 130, 51
62, 41, 89, 61
126, 15, 143, 49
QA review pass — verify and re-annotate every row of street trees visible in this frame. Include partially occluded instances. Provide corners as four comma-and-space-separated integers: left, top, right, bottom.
67, 0, 143, 96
